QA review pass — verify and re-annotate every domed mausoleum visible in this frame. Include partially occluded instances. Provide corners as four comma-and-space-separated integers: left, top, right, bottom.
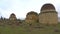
9, 13, 17, 21
39, 3, 58, 25
25, 11, 38, 24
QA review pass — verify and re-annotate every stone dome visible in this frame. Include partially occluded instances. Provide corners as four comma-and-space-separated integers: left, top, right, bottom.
11, 13, 15, 16
41, 3, 55, 11
10, 13, 16, 17
9, 13, 16, 20
27, 11, 38, 16
25, 11, 38, 24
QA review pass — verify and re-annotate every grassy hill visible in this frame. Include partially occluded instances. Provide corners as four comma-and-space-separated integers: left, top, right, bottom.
0, 23, 60, 34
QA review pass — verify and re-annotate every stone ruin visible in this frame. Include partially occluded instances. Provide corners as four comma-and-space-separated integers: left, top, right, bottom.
39, 3, 58, 25
25, 11, 38, 24
0, 13, 21, 26
0, 3, 58, 26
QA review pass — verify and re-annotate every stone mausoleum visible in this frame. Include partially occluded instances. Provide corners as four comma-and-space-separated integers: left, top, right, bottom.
0, 3, 58, 26
39, 3, 58, 25
25, 11, 38, 24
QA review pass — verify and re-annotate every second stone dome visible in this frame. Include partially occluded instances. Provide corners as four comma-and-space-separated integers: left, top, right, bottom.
41, 3, 56, 11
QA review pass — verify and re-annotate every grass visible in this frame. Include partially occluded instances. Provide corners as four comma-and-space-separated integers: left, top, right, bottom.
0, 23, 60, 34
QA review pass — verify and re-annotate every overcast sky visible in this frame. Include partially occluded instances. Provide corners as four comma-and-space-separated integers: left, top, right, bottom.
0, 0, 60, 19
